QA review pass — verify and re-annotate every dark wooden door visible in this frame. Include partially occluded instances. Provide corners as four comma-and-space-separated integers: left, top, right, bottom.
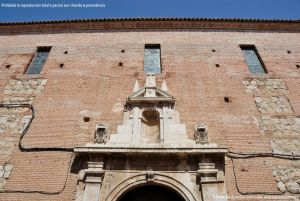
118, 185, 185, 201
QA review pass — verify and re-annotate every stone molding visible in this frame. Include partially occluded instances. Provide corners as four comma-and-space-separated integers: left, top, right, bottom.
197, 162, 226, 201
104, 173, 197, 201
82, 162, 105, 201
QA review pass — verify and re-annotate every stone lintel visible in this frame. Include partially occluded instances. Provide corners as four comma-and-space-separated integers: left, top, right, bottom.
74, 147, 228, 155
127, 97, 175, 104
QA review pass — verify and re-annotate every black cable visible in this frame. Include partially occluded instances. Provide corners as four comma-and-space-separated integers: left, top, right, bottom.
229, 157, 285, 195
227, 152, 300, 195
0, 103, 74, 195
1, 103, 300, 196
2, 153, 75, 195
227, 151, 300, 160
0, 103, 73, 152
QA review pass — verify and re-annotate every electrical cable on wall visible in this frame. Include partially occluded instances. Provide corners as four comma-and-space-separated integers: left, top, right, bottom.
0, 103, 74, 195
226, 152, 300, 195
0, 103, 73, 152
1, 103, 300, 195
227, 151, 300, 160
229, 157, 285, 195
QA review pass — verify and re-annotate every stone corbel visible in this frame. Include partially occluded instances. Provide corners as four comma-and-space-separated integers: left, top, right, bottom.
146, 170, 155, 183
197, 163, 226, 201
82, 162, 105, 201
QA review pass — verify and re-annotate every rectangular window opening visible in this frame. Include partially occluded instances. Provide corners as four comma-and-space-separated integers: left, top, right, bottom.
240, 45, 267, 74
25, 46, 51, 75
144, 44, 161, 74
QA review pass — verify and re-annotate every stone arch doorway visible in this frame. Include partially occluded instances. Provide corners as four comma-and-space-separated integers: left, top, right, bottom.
117, 184, 185, 201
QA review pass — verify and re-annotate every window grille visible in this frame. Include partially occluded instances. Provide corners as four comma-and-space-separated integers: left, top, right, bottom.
241, 45, 266, 74
144, 45, 161, 74
25, 47, 51, 74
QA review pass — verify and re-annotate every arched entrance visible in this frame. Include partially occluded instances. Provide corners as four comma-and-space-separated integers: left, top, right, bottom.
117, 185, 185, 201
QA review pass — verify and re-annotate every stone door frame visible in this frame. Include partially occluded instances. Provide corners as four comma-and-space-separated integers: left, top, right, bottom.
104, 173, 197, 201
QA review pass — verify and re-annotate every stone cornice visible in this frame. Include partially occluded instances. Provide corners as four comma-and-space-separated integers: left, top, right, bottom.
74, 146, 228, 155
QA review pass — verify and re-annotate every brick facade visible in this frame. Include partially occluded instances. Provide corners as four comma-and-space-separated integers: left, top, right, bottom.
0, 18, 300, 201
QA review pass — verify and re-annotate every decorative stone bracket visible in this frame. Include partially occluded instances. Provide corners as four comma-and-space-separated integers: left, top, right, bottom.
82, 162, 105, 201
197, 163, 226, 201
146, 170, 155, 183
195, 124, 209, 144
95, 124, 108, 144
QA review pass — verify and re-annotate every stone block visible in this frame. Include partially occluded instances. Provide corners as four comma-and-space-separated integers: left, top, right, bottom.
259, 116, 300, 136
4, 164, 13, 172
277, 181, 286, 192
0, 169, 4, 178
286, 182, 300, 194
3, 79, 47, 95
271, 139, 300, 155
243, 78, 289, 95
255, 96, 293, 114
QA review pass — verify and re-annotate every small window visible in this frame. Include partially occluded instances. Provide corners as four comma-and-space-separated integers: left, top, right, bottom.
144, 44, 161, 74
240, 45, 267, 74
25, 46, 51, 74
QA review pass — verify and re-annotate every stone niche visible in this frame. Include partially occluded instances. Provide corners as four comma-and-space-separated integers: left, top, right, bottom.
112, 74, 190, 147
90, 74, 214, 148
75, 74, 227, 201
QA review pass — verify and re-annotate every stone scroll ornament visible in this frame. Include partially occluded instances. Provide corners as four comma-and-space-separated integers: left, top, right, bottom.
194, 124, 208, 144
94, 124, 108, 144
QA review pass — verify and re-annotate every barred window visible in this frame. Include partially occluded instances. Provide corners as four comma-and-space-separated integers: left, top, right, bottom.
25, 47, 51, 75
144, 44, 161, 74
241, 45, 267, 74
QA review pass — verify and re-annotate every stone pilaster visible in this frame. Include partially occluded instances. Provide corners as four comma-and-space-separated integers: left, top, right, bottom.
198, 163, 227, 201
83, 162, 105, 201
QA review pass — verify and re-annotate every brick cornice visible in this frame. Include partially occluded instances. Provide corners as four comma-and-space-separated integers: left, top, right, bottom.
0, 18, 300, 34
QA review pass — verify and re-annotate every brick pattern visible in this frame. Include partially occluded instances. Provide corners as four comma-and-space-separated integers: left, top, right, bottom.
242, 77, 300, 199
0, 26, 299, 200
1, 19, 300, 34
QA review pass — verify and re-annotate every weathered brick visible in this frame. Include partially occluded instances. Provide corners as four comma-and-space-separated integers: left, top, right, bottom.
0, 19, 300, 201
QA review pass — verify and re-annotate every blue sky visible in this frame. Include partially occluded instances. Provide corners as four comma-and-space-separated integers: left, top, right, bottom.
0, 0, 300, 22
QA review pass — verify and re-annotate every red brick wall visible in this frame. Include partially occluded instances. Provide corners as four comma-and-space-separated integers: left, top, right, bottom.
0, 26, 299, 200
